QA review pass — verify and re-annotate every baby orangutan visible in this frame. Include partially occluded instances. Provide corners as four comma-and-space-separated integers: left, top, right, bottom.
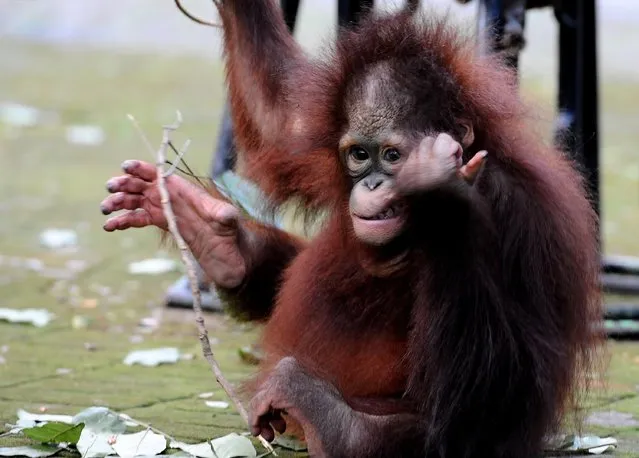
101, 2, 601, 457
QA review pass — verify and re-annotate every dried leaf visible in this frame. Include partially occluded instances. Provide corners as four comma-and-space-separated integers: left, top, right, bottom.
72, 407, 128, 434
39, 229, 77, 249
110, 430, 167, 458
154, 454, 193, 458
76, 429, 115, 458
123, 348, 181, 367
65, 125, 105, 146
170, 433, 256, 458
0, 445, 61, 458
210, 433, 257, 458
16, 409, 73, 426
169, 441, 214, 458
548, 434, 618, 455
21, 422, 84, 444
0, 309, 53, 327
0, 102, 41, 127
204, 401, 229, 409
10, 408, 72, 433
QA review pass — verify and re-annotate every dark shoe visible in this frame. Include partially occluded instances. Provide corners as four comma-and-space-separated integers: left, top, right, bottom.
164, 275, 224, 311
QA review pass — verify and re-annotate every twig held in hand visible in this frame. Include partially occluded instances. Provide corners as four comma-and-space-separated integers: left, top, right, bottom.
142, 111, 276, 456
126, 114, 158, 161
164, 139, 190, 177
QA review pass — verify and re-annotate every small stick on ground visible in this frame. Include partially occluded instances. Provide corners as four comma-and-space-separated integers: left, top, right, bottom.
143, 111, 276, 456
116, 412, 178, 445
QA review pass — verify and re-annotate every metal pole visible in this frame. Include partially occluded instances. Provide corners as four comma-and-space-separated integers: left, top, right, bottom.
480, 0, 527, 73
338, 0, 374, 27
555, 0, 600, 224
281, 0, 301, 32
575, 0, 600, 217
559, 1, 639, 311
553, 0, 577, 155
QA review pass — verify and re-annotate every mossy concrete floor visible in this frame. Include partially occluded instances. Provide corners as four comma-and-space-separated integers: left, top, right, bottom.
1, 39, 639, 457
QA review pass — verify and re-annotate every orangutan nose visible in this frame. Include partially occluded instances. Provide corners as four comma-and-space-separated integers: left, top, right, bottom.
363, 176, 384, 191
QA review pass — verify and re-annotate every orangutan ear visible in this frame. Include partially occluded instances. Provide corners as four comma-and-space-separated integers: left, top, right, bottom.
459, 120, 474, 148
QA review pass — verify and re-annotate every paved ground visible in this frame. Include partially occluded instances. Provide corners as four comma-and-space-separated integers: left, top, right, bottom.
1, 2, 639, 457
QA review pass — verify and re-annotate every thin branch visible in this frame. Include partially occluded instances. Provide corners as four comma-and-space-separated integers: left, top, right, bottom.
167, 141, 208, 187
127, 114, 159, 161
150, 111, 276, 456
116, 413, 178, 445
164, 139, 191, 177
133, 428, 152, 457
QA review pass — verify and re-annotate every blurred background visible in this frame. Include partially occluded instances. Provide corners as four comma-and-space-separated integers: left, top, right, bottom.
1, 0, 639, 455
2, 0, 639, 256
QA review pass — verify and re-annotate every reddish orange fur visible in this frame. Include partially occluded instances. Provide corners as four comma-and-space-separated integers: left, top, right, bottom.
210, 3, 604, 456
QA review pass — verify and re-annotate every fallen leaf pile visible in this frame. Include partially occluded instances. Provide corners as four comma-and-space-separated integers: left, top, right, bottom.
2, 407, 259, 458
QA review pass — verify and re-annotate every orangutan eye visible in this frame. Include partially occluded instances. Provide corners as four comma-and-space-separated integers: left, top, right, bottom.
349, 146, 370, 162
382, 148, 401, 163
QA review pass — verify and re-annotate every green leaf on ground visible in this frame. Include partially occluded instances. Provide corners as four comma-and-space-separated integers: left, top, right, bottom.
21, 422, 84, 445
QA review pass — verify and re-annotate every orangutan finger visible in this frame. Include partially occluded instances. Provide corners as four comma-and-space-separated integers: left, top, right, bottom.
249, 391, 273, 428
270, 413, 287, 434
461, 150, 488, 183
258, 418, 275, 442
102, 209, 153, 232
121, 160, 157, 182
433, 133, 462, 161
100, 193, 144, 215
106, 175, 149, 194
